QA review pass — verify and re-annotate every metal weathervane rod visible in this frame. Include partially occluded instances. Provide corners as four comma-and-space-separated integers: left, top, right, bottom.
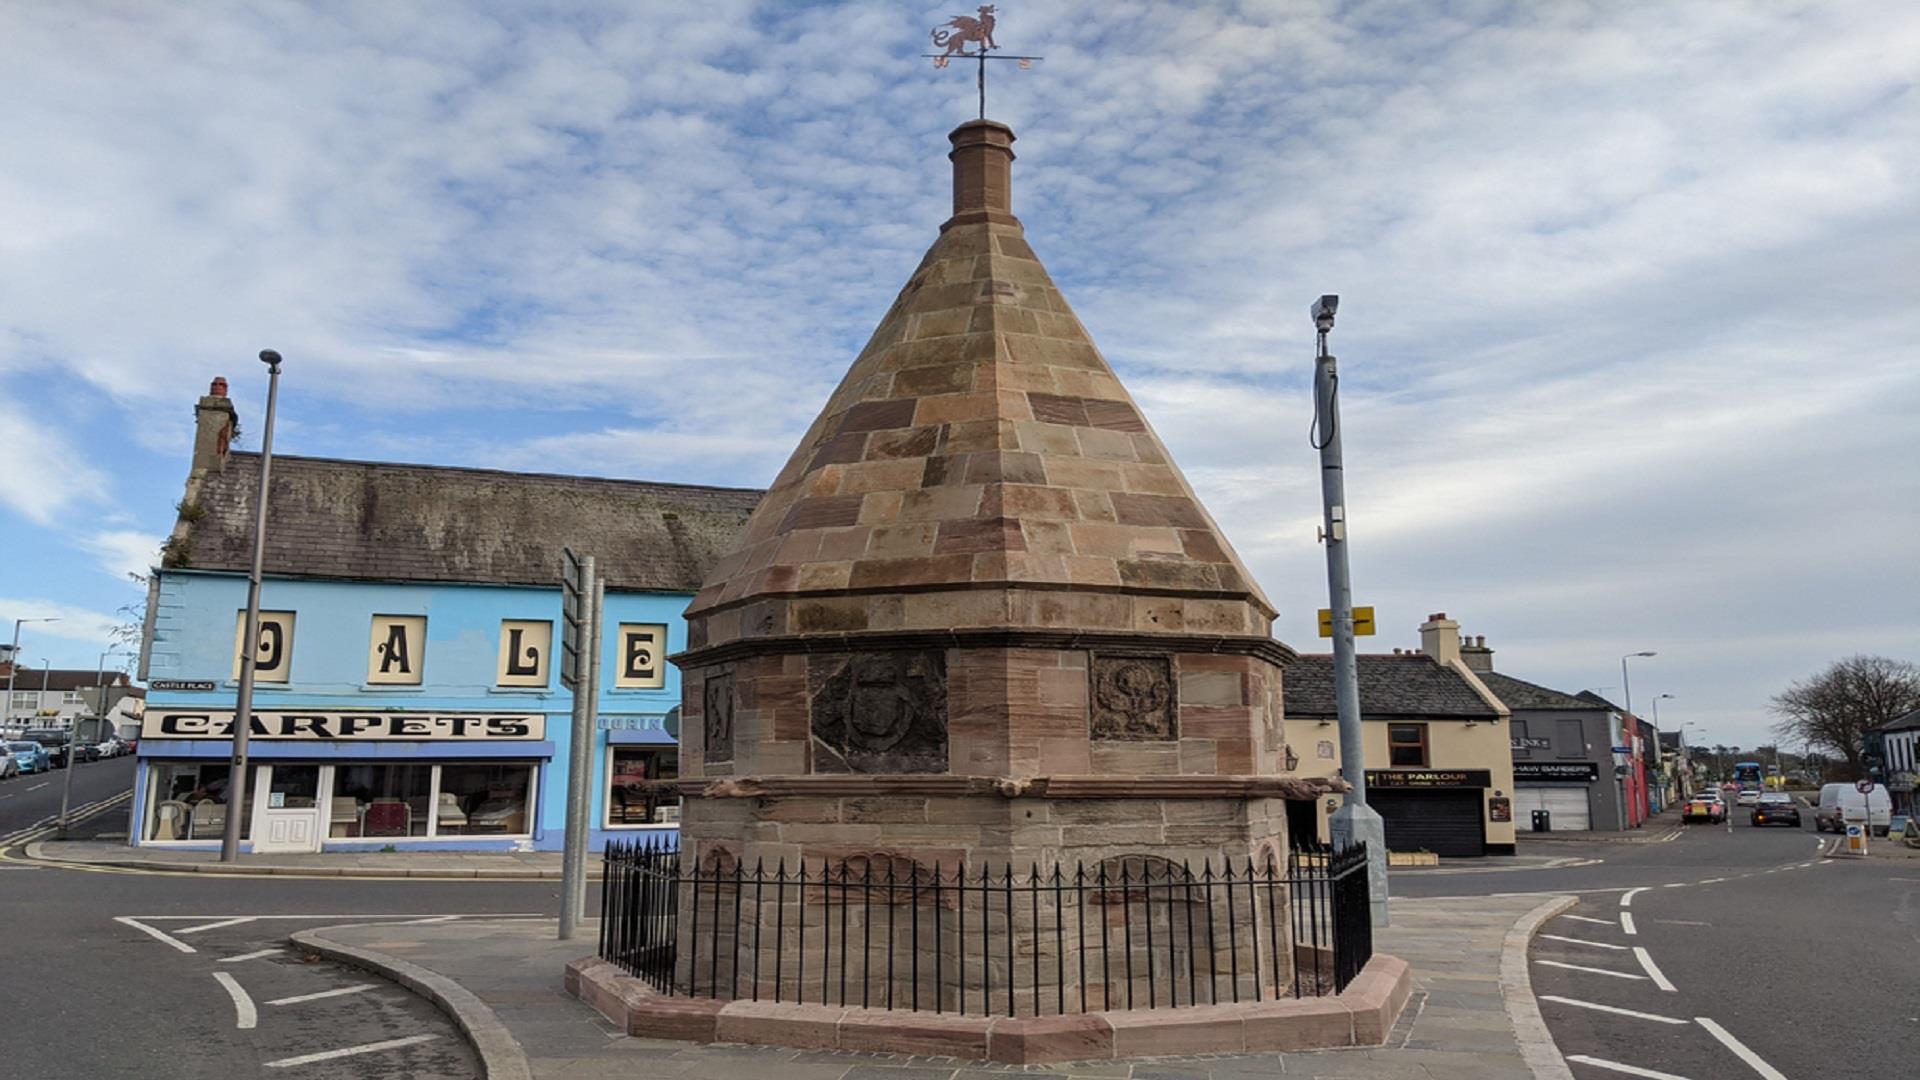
923, 4, 1041, 119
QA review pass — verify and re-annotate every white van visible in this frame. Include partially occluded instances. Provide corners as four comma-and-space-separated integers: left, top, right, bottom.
1814, 783, 1893, 835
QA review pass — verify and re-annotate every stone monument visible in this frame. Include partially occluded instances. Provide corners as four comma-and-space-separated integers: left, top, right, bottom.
665, 118, 1344, 1026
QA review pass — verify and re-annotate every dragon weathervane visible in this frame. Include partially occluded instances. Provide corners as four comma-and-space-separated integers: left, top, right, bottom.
924, 5, 1042, 120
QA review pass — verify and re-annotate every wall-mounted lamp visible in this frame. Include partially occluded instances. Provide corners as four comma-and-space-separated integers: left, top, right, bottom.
1283, 746, 1300, 771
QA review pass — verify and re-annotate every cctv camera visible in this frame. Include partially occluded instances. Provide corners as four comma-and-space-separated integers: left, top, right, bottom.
1311, 295, 1338, 331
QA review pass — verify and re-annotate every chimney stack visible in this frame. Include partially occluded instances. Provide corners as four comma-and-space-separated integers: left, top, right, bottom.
1418, 612, 1461, 666
1460, 632, 1494, 673
946, 119, 1017, 228
191, 376, 237, 476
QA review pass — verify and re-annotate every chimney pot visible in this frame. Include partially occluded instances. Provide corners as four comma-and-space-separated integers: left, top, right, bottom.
210, 377, 229, 397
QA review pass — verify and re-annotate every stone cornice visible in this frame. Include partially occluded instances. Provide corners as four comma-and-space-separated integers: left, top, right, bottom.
679, 773, 1348, 801
672, 627, 1298, 670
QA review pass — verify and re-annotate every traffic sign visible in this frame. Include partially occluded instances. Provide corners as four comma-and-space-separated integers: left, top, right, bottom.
1856, 778, 1877, 794
1318, 606, 1375, 638
560, 547, 588, 690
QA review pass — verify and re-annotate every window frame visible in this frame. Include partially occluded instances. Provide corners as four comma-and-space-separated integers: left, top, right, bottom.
1387, 723, 1429, 768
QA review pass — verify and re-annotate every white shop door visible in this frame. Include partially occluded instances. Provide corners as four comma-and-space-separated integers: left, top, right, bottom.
253, 764, 325, 853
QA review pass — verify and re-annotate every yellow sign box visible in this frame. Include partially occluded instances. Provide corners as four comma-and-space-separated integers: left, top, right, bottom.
1318, 606, 1376, 638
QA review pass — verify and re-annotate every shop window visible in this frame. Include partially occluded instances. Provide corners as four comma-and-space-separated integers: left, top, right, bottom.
606, 747, 680, 826
331, 764, 433, 838
1388, 724, 1428, 768
367, 615, 427, 685
1557, 719, 1586, 759
496, 620, 551, 687
232, 610, 296, 683
146, 762, 251, 841
439, 763, 534, 835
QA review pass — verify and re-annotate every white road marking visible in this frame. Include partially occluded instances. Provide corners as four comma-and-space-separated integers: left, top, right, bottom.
218, 948, 283, 964
1633, 946, 1676, 992
1820, 859, 1834, 865
1560, 914, 1616, 925
1536, 960, 1647, 980
1696, 1017, 1789, 1080
263, 1034, 439, 1068
177, 916, 260, 935
267, 983, 378, 1006
1620, 888, 1648, 907
1540, 934, 1630, 951
1539, 995, 1690, 1025
115, 916, 196, 954
1620, 912, 1638, 935
1662, 882, 1688, 887
1567, 1054, 1693, 1080
26, 782, 48, 791
211, 972, 257, 1029
134, 912, 547, 920
1698, 877, 1726, 884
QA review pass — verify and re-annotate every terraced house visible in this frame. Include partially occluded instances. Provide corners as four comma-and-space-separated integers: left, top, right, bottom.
133, 378, 759, 853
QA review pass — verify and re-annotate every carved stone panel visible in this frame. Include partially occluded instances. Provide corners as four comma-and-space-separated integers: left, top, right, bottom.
1090, 654, 1176, 741
809, 651, 948, 774
703, 671, 735, 762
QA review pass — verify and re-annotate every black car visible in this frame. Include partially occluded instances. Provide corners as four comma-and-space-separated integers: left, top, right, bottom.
1751, 793, 1801, 827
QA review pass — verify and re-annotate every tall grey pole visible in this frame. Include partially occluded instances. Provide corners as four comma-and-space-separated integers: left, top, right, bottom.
60, 649, 118, 835
1310, 295, 1387, 927
221, 350, 282, 863
4, 618, 58, 729
559, 560, 601, 940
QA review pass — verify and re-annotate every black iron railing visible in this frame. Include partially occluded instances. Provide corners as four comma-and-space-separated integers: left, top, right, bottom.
599, 838, 1372, 1016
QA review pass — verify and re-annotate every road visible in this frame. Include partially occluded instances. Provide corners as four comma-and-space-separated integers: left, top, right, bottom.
1391, 806, 1919, 1080
0, 752, 139, 842
0, 758, 566, 1080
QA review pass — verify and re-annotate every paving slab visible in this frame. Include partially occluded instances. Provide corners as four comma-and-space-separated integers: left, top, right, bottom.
297, 891, 1572, 1080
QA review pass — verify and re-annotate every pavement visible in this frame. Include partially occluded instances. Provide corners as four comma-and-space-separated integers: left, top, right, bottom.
295, 893, 1571, 1080
31, 838, 591, 878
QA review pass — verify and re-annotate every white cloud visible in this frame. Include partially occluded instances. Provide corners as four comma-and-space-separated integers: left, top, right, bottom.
0, 396, 106, 524
0, 598, 124, 646
78, 530, 163, 582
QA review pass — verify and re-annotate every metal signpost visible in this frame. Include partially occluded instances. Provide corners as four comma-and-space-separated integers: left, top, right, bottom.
559, 548, 602, 940
1309, 294, 1387, 927
58, 649, 121, 836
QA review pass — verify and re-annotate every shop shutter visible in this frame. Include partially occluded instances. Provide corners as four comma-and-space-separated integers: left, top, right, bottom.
1367, 789, 1485, 857
1516, 786, 1591, 831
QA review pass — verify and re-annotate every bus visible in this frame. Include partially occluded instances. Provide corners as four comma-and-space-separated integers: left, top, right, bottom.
1732, 761, 1764, 790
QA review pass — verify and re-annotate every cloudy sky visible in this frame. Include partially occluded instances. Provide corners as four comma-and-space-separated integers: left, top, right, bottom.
2, 1, 1914, 750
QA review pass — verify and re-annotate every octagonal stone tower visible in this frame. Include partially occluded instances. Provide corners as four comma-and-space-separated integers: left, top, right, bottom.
670, 120, 1333, 1010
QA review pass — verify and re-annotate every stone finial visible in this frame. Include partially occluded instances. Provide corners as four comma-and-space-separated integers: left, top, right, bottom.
947, 119, 1017, 226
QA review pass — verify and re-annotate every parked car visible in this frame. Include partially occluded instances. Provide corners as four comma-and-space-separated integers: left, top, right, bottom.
1735, 789, 1761, 807
1751, 792, 1801, 827
20, 729, 73, 768
0, 753, 15, 780
94, 739, 125, 759
1814, 783, 1893, 836
9, 741, 51, 774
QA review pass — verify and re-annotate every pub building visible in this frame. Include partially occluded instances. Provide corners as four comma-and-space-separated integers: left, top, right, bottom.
1283, 614, 1519, 857
133, 380, 758, 853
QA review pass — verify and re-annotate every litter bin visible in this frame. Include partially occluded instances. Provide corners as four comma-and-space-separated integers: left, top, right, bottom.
1532, 809, 1551, 832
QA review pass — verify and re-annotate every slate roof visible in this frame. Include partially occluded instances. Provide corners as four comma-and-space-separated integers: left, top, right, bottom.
0, 670, 134, 692
1878, 709, 1920, 733
1576, 690, 1623, 712
173, 453, 762, 593
1477, 671, 1605, 713
1284, 654, 1500, 720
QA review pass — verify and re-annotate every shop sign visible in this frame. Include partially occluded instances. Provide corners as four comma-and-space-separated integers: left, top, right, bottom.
1513, 763, 1600, 782
1511, 736, 1551, 750
1365, 769, 1491, 788
1489, 796, 1512, 822
141, 710, 546, 741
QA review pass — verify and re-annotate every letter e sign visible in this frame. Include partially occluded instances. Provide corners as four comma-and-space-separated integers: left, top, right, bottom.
497, 620, 552, 687
367, 615, 426, 685
616, 623, 669, 689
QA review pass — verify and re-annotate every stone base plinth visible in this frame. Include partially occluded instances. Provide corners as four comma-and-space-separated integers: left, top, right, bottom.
566, 952, 1411, 1064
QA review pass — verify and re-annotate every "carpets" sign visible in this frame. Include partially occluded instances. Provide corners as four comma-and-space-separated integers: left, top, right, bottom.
141, 710, 546, 741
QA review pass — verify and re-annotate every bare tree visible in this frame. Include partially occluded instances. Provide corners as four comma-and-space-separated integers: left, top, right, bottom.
1770, 655, 1920, 773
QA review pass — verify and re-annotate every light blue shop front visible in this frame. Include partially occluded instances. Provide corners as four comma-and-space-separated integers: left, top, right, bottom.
136, 571, 687, 853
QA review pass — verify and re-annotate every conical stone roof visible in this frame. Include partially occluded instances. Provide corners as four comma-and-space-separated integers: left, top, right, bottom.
686, 121, 1275, 652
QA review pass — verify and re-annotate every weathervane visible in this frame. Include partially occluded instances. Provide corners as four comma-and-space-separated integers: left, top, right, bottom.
924, 5, 1042, 120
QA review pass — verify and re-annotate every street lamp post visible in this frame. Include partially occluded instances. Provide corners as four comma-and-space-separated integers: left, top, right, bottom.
1620, 651, 1656, 716
1309, 293, 1387, 927
4, 618, 60, 729
222, 349, 284, 864
59, 648, 122, 836
1650, 693, 1673, 728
